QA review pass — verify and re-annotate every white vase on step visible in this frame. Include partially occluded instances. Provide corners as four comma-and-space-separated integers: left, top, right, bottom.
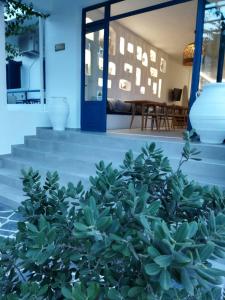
47, 97, 69, 131
190, 83, 225, 144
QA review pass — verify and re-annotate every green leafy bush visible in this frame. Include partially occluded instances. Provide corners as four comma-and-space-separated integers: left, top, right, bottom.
1, 133, 225, 299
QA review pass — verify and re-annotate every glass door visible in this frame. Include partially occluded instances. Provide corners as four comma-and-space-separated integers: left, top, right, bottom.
81, 7, 109, 132
200, 0, 225, 87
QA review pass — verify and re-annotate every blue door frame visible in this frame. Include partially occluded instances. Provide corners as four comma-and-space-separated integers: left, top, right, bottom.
81, 0, 206, 132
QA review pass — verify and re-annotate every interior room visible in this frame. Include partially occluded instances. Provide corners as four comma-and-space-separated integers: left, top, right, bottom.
103, 1, 197, 136
84, 1, 201, 136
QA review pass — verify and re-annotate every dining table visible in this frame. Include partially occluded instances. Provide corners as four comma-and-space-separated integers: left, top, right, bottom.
125, 100, 166, 131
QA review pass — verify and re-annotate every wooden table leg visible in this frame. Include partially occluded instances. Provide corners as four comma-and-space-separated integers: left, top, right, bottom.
130, 104, 136, 129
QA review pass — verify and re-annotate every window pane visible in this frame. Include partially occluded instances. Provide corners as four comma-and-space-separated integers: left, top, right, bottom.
6, 16, 43, 104
111, 0, 171, 17
85, 29, 104, 101
86, 8, 104, 23
200, 1, 225, 88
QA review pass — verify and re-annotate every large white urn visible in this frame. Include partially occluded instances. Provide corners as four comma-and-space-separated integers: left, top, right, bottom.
190, 83, 225, 144
47, 97, 69, 131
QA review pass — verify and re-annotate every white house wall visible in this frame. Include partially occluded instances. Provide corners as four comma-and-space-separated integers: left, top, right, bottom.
44, 0, 83, 129
0, 0, 192, 155
0, 0, 106, 155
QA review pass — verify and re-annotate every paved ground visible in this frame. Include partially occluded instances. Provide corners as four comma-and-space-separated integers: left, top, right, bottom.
0, 203, 21, 238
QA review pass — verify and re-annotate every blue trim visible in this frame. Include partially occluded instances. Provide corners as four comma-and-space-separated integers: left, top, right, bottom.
80, 8, 86, 130
86, 20, 105, 33
189, 0, 206, 110
83, 0, 124, 12
101, 3, 110, 132
81, 5, 110, 132
217, 21, 225, 82
109, 0, 193, 22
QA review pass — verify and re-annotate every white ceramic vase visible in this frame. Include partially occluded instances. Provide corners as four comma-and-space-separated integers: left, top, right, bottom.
190, 83, 225, 144
47, 97, 69, 131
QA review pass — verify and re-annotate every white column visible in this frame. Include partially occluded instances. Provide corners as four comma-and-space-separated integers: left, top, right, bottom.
0, 1, 6, 107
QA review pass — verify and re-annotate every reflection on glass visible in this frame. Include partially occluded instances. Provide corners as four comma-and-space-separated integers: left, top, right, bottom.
98, 78, 103, 87
86, 17, 93, 24
6, 16, 43, 104
86, 32, 94, 41
200, 1, 225, 88
109, 27, 116, 56
99, 57, 103, 71
85, 47, 91, 75
85, 29, 104, 101
86, 8, 105, 23
111, 0, 169, 17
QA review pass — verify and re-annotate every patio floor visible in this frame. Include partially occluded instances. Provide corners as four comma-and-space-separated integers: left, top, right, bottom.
0, 203, 20, 238
108, 128, 184, 139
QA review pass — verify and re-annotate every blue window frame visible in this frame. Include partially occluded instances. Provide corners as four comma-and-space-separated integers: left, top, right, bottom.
81, 0, 205, 132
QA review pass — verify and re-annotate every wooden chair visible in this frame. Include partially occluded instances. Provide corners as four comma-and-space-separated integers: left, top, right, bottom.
145, 103, 170, 131
167, 105, 188, 129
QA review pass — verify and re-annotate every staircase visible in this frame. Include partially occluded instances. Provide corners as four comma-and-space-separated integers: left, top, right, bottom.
0, 127, 225, 209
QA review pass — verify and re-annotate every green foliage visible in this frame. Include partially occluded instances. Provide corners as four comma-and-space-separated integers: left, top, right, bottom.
0, 136, 225, 299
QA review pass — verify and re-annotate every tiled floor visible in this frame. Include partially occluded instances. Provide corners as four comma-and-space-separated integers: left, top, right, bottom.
109, 128, 184, 139
0, 203, 21, 238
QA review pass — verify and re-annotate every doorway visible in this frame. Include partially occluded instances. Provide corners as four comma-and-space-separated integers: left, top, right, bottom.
81, 0, 205, 133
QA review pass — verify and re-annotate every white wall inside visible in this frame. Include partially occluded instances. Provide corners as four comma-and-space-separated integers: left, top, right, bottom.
166, 58, 192, 106
105, 20, 168, 103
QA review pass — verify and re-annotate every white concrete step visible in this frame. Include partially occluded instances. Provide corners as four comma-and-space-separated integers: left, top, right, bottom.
0, 156, 90, 188
35, 128, 225, 162
0, 182, 24, 209
11, 145, 104, 176
0, 127, 224, 208
24, 136, 128, 163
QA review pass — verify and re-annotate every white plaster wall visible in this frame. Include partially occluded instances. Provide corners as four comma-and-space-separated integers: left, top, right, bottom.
0, 0, 103, 155
0, 111, 50, 155
44, 0, 84, 129
0, 2, 50, 155
107, 20, 169, 103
